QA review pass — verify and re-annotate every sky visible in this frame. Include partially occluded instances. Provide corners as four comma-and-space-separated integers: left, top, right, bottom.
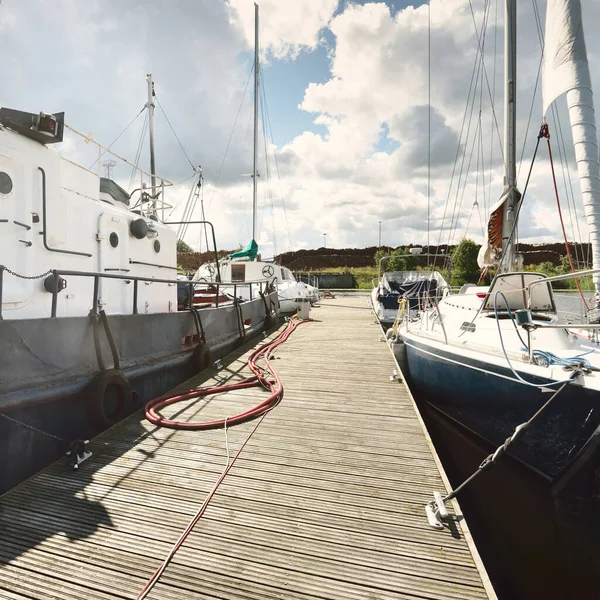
1, 0, 599, 257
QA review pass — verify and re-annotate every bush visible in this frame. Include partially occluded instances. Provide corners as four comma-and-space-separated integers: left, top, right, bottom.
177, 239, 194, 253
450, 239, 480, 286
374, 247, 418, 273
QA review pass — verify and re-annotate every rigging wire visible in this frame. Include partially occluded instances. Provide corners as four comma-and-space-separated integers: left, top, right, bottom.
542, 124, 589, 309
446, 0, 491, 251
128, 113, 149, 194
487, 0, 498, 214
260, 82, 276, 256
427, 0, 431, 259
154, 93, 196, 172
531, 0, 587, 267
261, 70, 294, 253
198, 65, 255, 248
430, 0, 490, 272
468, 0, 504, 166
89, 106, 146, 170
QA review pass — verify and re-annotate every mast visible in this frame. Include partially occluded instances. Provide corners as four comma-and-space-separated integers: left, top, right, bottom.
146, 73, 157, 212
500, 0, 519, 272
252, 3, 259, 242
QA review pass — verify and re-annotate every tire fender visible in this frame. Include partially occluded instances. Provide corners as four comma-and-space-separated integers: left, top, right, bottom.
192, 344, 213, 373
84, 370, 133, 430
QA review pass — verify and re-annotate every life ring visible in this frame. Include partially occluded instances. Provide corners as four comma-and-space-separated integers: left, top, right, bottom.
84, 370, 133, 430
192, 344, 213, 373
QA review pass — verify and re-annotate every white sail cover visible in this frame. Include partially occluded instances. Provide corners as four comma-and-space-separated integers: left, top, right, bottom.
543, 0, 600, 288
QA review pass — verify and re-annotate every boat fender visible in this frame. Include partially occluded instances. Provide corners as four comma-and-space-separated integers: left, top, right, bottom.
130, 218, 148, 239
264, 313, 274, 330
84, 370, 133, 430
192, 344, 213, 373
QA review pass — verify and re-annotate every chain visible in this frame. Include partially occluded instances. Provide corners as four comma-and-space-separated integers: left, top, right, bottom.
2, 266, 53, 280
0, 411, 66, 442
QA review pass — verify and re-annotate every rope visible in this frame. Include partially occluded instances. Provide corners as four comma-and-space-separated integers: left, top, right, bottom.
437, 371, 577, 506
541, 124, 589, 310
493, 291, 575, 388
0, 412, 66, 442
137, 317, 309, 599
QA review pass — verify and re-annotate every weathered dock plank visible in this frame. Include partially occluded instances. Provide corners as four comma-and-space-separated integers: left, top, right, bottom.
0, 296, 496, 599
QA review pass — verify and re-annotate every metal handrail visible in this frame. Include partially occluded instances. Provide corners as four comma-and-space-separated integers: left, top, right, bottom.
0, 266, 276, 319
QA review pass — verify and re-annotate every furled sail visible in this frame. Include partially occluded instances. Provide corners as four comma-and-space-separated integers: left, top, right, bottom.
543, 0, 600, 288
477, 189, 522, 269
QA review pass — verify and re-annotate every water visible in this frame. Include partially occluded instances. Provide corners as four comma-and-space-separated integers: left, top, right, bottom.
554, 291, 594, 323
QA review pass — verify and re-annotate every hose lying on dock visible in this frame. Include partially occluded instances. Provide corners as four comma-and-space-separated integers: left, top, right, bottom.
137, 316, 308, 600
145, 316, 304, 430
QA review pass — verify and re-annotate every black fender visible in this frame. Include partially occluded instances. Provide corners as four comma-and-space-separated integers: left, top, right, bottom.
192, 344, 213, 373
84, 370, 133, 430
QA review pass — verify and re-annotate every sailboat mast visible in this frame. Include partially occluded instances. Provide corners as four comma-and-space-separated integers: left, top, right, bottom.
146, 73, 157, 212
500, 0, 519, 272
252, 3, 259, 242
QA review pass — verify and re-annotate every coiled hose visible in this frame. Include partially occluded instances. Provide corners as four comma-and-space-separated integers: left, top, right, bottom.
145, 316, 303, 430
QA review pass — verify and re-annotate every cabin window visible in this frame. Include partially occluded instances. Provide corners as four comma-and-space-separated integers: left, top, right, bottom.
154, 240, 161, 253
281, 269, 289, 281
109, 232, 119, 248
0, 172, 12, 194
231, 263, 246, 282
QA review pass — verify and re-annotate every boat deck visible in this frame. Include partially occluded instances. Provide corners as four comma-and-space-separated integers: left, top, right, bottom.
0, 296, 496, 599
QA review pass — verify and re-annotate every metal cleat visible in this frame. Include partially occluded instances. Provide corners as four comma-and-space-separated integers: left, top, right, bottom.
425, 491, 450, 529
66, 440, 92, 470
214, 359, 223, 370
433, 492, 448, 519
425, 502, 444, 530
389, 369, 398, 382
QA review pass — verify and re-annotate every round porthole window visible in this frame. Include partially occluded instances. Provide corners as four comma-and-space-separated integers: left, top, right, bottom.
0, 172, 13, 194
109, 232, 119, 248
153, 240, 160, 253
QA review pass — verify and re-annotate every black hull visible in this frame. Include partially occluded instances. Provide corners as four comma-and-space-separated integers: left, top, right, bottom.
403, 337, 600, 478
0, 295, 277, 492
398, 335, 600, 597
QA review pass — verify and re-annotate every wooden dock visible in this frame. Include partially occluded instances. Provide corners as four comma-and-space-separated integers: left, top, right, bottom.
0, 296, 496, 599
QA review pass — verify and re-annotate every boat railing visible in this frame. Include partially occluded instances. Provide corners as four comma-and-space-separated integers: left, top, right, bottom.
0, 265, 277, 319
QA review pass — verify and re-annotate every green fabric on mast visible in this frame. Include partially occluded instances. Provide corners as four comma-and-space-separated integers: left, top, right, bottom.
230, 239, 258, 259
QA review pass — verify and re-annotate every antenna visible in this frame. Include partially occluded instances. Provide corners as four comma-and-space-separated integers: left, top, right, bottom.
102, 159, 117, 179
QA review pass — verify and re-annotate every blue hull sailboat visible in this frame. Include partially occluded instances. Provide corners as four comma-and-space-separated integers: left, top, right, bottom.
398, 0, 600, 585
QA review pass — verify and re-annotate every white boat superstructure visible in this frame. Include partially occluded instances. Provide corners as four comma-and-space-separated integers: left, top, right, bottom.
193, 256, 309, 314
0, 108, 176, 320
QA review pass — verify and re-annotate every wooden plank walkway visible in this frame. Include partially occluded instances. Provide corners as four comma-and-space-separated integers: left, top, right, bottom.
0, 296, 496, 599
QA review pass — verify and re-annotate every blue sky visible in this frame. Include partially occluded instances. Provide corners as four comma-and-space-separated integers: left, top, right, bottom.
253, 0, 430, 147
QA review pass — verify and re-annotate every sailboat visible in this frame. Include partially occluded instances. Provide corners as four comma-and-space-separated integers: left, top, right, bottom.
0, 75, 277, 493
398, 0, 600, 585
191, 3, 309, 315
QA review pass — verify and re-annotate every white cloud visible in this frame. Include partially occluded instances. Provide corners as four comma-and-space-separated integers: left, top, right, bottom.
227, 0, 338, 59
3, 0, 600, 256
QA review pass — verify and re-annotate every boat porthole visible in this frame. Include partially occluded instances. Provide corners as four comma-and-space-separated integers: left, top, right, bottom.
0, 172, 13, 194
109, 232, 119, 248
154, 240, 160, 253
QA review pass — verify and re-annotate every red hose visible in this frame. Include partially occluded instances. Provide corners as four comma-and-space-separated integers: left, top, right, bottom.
137, 316, 309, 600
145, 316, 303, 430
